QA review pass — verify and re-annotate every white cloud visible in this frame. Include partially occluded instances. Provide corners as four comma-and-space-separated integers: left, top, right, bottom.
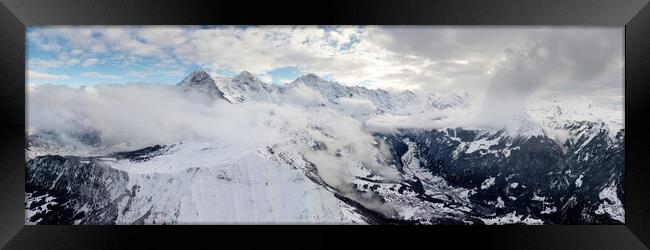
81, 71, 122, 79
338, 98, 377, 115
282, 83, 326, 107
28, 70, 71, 81
90, 43, 108, 53
30, 56, 80, 69
28, 31, 62, 52
126, 68, 187, 79
81, 58, 99, 67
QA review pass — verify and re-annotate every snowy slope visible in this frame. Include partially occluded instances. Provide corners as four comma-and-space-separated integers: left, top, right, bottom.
213, 71, 275, 103
26, 142, 364, 224
528, 100, 624, 144
109, 142, 356, 224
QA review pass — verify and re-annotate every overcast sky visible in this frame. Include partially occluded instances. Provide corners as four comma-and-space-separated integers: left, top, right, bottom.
27, 26, 623, 106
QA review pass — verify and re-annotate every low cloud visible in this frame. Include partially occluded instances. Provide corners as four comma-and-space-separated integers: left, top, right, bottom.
28, 83, 401, 215
365, 104, 483, 134
281, 83, 327, 106
338, 98, 377, 115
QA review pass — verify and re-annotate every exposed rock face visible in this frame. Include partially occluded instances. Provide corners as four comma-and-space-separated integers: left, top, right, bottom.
381, 124, 624, 224
26, 155, 130, 224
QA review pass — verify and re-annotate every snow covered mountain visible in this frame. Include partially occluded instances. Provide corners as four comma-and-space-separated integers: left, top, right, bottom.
176, 69, 465, 114
214, 71, 275, 103
283, 73, 466, 115
178, 69, 225, 100
26, 143, 359, 224
26, 70, 624, 225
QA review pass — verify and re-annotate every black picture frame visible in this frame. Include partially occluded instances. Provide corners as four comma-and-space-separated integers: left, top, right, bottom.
1, 0, 649, 249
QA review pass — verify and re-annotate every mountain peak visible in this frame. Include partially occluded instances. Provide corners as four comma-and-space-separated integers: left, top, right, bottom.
400, 89, 416, 96
296, 73, 325, 83
178, 69, 226, 100
181, 69, 212, 84
233, 71, 261, 83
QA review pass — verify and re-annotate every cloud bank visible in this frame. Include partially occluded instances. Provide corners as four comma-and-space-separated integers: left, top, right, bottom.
28, 83, 402, 214
482, 28, 623, 125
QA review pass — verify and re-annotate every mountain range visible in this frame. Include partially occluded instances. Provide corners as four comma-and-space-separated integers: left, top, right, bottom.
25, 69, 624, 225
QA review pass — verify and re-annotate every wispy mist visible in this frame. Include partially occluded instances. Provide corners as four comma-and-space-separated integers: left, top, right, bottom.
28, 83, 403, 214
